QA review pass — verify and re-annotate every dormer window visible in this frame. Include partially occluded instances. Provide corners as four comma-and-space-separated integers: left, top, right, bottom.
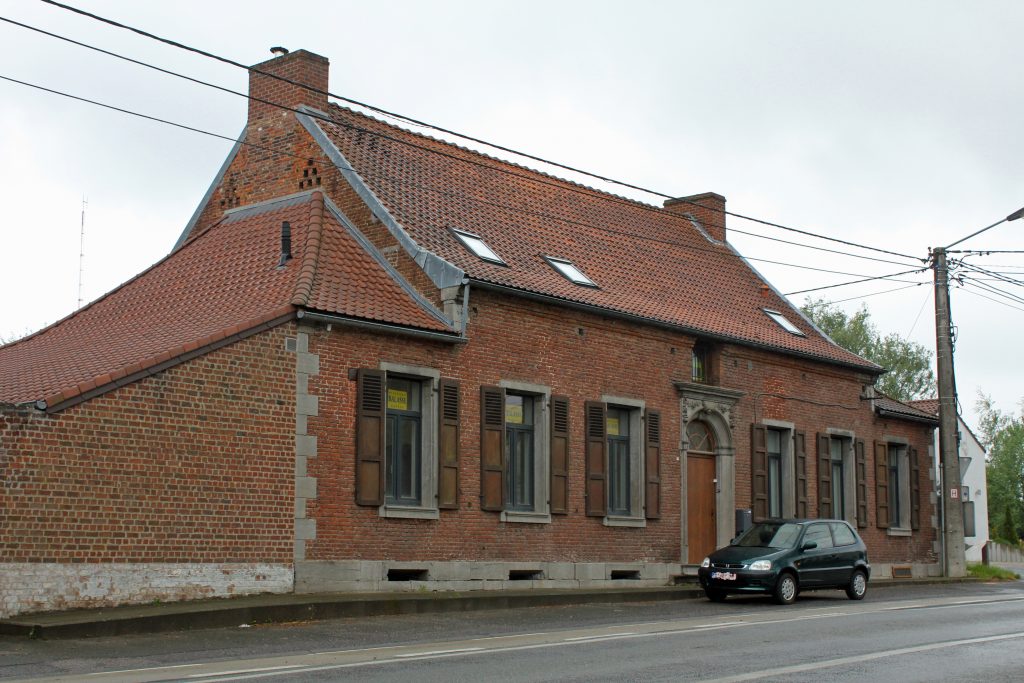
545, 257, 597, 287
451, 228, 505, 265
764, 309, 805, 336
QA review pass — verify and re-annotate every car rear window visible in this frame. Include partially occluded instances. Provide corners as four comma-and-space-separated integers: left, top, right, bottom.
831, 522, 857, 546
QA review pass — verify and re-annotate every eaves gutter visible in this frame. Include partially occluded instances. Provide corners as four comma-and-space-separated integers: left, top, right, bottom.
296, 310, 465, 344
469, 279, 883, 376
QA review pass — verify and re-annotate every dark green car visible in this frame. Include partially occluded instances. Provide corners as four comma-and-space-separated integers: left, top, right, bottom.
697, 519, 871, 604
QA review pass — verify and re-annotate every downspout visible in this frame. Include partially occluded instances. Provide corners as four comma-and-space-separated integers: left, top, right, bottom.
460, 282, 471, 338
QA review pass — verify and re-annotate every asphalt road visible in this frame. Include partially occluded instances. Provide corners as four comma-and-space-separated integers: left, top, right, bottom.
3, 581, 1024, 682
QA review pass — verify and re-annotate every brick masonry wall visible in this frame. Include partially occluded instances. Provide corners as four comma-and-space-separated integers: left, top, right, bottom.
302, 288, 936, 568
721, 344, 937, 565
0, 327, 297, 617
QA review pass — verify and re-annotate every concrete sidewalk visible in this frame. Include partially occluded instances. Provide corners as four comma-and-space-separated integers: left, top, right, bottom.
0, 576, 984, 640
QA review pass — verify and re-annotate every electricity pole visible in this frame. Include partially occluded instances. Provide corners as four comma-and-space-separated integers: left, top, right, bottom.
934, 205, 1023, 577
931, 245, 965, 578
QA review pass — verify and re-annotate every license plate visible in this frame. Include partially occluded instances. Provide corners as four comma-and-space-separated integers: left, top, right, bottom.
711, 571, 737, 581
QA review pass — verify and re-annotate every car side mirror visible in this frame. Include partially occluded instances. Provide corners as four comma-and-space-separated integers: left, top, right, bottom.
801, 541, 818, 551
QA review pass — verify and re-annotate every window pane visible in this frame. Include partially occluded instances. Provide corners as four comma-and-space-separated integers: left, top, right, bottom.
608, 438, 631, 515
387, 377, 421, 413
386, 413, 421, 505
687, 421, 713, 453
506, 418, 535, 511
607, 408, 629, 437
804, 524, 834, 549
832, 462, 844, 518
888, 444, 902, 525
767, 429, 781, 455
831, 522, 856, 546
768, 455, 781, 518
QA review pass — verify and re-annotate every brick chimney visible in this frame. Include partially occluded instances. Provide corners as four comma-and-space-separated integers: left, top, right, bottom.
248, 48, 330, 125
663, 192, 727, 243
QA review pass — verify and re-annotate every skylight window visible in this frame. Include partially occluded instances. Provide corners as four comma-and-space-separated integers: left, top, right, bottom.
545, 257, 598, 287
764, 309, 805, 336
451, 228, 505, 265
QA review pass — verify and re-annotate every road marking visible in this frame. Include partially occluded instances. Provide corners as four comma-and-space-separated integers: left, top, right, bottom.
697, 631, 1024, 683
564, 632, 637, 641
187, 666, 304, 678
393, 647, 483, 658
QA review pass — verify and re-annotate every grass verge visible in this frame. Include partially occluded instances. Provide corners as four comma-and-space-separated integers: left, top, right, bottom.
967, 563, 1019, 581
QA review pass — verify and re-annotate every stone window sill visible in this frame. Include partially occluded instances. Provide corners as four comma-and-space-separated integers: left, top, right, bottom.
501, 510, 551, 524
379, 505, 439, 520
603, 516, 647, 528
887, 527, 912, 537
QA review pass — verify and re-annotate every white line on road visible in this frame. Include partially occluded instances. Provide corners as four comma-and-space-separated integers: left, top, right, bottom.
393, 647, 483, 658
697, 631, 1024, 683
187, 666, 304, 678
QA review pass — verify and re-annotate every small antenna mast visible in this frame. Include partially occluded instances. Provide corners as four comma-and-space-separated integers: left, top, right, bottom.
77, 196, 87, 309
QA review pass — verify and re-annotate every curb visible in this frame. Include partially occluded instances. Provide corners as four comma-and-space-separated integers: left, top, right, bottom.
0, 576, 987, 640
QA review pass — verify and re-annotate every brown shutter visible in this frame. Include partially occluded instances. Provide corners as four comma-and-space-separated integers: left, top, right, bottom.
584, 401, 607, 517
794, 431, 808, 518
550, 395, 570, 515
910, 446, 921, 530
855, 439, 868, 528
355, 369, 386, 506
875, 441, 890, 529
751, 425, 768, 522
645, 409, 662, 520
437, 379, 460, 510
480, 385, 505, 511
817, 433, 831, 518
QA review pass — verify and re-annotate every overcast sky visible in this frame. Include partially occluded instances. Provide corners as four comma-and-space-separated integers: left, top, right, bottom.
1, 0, 1022, 426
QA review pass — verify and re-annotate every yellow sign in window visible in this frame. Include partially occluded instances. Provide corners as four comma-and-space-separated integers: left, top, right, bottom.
505, 403, 523, 424
607, 417, 620, 436
387, 388, 409, 411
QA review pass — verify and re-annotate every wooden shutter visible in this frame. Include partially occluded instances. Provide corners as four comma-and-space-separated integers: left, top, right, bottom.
910, 446, 921, 530
855, 439, 868, 528
584, 401, 607, 517
480, 385, 505, 511
751, 425, 769, 522
794, 431, 808, 518
875, 441, 890, 529
550, 395, 570, 515
437, 379, 460, 510
645, 409, 662, 520
355, 369, 386, 506
817, 433, 831, 518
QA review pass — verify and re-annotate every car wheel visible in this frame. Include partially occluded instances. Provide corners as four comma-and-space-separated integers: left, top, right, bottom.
774, 573, 798, 605
846, 569, 868, 600
705, 587, 727, 603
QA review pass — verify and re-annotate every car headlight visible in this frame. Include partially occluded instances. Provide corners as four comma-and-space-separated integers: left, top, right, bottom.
748, 560, 772, 571
701, 557, 710, 568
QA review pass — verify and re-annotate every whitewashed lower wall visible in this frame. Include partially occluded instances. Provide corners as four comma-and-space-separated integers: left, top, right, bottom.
0, 563, 293, 619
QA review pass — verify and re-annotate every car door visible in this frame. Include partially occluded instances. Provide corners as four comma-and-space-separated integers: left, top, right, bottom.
828, 522, 862, 586
794, 523, 835, 587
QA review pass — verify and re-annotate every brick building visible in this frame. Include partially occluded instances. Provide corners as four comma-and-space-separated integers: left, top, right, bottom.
0, 49, 940, 618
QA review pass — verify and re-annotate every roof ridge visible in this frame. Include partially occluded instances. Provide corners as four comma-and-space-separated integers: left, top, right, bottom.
323, 103, 685, 215
0, 213, 230, 355
290, 191, 326, 307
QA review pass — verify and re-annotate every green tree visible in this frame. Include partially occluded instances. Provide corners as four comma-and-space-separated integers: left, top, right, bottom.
977, 394, 1024, 545
801, 298, 936, 402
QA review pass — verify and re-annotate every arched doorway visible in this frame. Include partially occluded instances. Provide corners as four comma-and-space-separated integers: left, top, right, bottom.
686, 420, 717, 563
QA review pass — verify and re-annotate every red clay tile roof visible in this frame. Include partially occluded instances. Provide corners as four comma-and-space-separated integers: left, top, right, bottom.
312, 106, 878, 372
907, 398, 940, 416
877, 395, 939, 423
0, 192, 452, 407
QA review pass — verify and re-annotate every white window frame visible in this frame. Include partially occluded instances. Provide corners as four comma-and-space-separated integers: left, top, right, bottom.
451, 228, 506, 265
601, 394, 645, 527
763, 308, 806, 336
499, 380, 552, 524
544, 256, 598, 287
378, 362, 440, 519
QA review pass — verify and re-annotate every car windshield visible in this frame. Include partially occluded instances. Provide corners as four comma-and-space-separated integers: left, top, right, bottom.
734, 522, 802, 548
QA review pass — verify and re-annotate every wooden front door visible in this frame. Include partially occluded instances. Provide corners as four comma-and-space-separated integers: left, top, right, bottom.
687, 453, 717, 563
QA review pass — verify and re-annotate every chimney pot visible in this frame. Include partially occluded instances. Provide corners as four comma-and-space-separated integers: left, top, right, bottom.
270, 46, 289, 57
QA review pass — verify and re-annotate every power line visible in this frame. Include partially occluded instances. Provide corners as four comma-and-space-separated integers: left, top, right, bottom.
727, 227, 920, 267
784, 268, 929, 296
31, 0, 921, 263
957, 282, 1024, 314
958, 261, 1024, 289
905, 288, 932, 338
827, 282, 925, 305
3, 69, 919, 291
958, 276, 1024, 307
